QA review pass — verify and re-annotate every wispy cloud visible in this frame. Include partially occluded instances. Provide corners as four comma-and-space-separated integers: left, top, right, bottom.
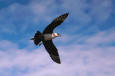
0, 32, 115, 76
85, 28, 115, 46
0, 0, 113, 34
0, 40, 18, 50
0, 45, 114, 76
62, 0, 112, 24
0, 0, 61, 34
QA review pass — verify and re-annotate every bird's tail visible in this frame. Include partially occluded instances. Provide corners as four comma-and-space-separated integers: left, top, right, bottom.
32, 30, 42, 45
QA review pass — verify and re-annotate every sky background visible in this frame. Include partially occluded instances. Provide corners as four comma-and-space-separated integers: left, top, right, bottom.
0, 0, 115, 76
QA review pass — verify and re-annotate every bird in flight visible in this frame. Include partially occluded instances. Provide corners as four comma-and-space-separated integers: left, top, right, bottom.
31, 13, 69, 64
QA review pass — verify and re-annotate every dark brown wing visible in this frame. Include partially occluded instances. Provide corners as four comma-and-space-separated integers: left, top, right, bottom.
43, 40, 61, 64
43, 13, 69, 34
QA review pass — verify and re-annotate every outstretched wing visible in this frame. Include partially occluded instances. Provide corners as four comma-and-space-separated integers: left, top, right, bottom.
43, 40, 61, 64
43, 13, 69, 34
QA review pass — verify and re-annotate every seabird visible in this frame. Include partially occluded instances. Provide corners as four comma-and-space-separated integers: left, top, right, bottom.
31, 13, 69, 64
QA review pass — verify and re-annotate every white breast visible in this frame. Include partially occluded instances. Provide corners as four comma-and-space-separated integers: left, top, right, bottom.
44, 33, 57, 40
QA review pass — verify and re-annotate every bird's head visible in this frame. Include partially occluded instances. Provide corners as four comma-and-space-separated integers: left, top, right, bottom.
53, 33, 61, 37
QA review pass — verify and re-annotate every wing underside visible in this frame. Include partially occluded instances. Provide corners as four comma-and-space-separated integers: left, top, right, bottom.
43, 13, 69, 34
43, 40, 61, 64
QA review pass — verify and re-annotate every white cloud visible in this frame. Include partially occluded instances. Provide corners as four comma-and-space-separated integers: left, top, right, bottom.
62, 0, 112, 24
0, 0, 61, 34
90, 0, 112, 23
85, 28, 115, 45
0, 0, 113, 34
0, 40, 18, 50
0, 39, 115, 76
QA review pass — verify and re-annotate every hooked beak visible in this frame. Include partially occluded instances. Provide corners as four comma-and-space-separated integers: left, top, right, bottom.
58, 34, 61, 37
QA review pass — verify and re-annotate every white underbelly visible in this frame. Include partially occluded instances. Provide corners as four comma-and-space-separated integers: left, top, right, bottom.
44, 34, 55, 40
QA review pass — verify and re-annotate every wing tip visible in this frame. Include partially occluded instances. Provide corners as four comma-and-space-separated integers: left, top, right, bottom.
60, 12, 69, 20
64, 12, 69, 16
50, 54, 61, 64
56, 61, 61, 64
54, 59, 61, 64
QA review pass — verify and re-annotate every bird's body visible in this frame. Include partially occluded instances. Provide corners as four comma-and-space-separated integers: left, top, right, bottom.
31, 32, 60, 42
31, 13, 69, 64
44, 33, 60, 40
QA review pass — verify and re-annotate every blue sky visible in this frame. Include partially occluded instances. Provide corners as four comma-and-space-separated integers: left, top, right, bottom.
0, 0, 115, 76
